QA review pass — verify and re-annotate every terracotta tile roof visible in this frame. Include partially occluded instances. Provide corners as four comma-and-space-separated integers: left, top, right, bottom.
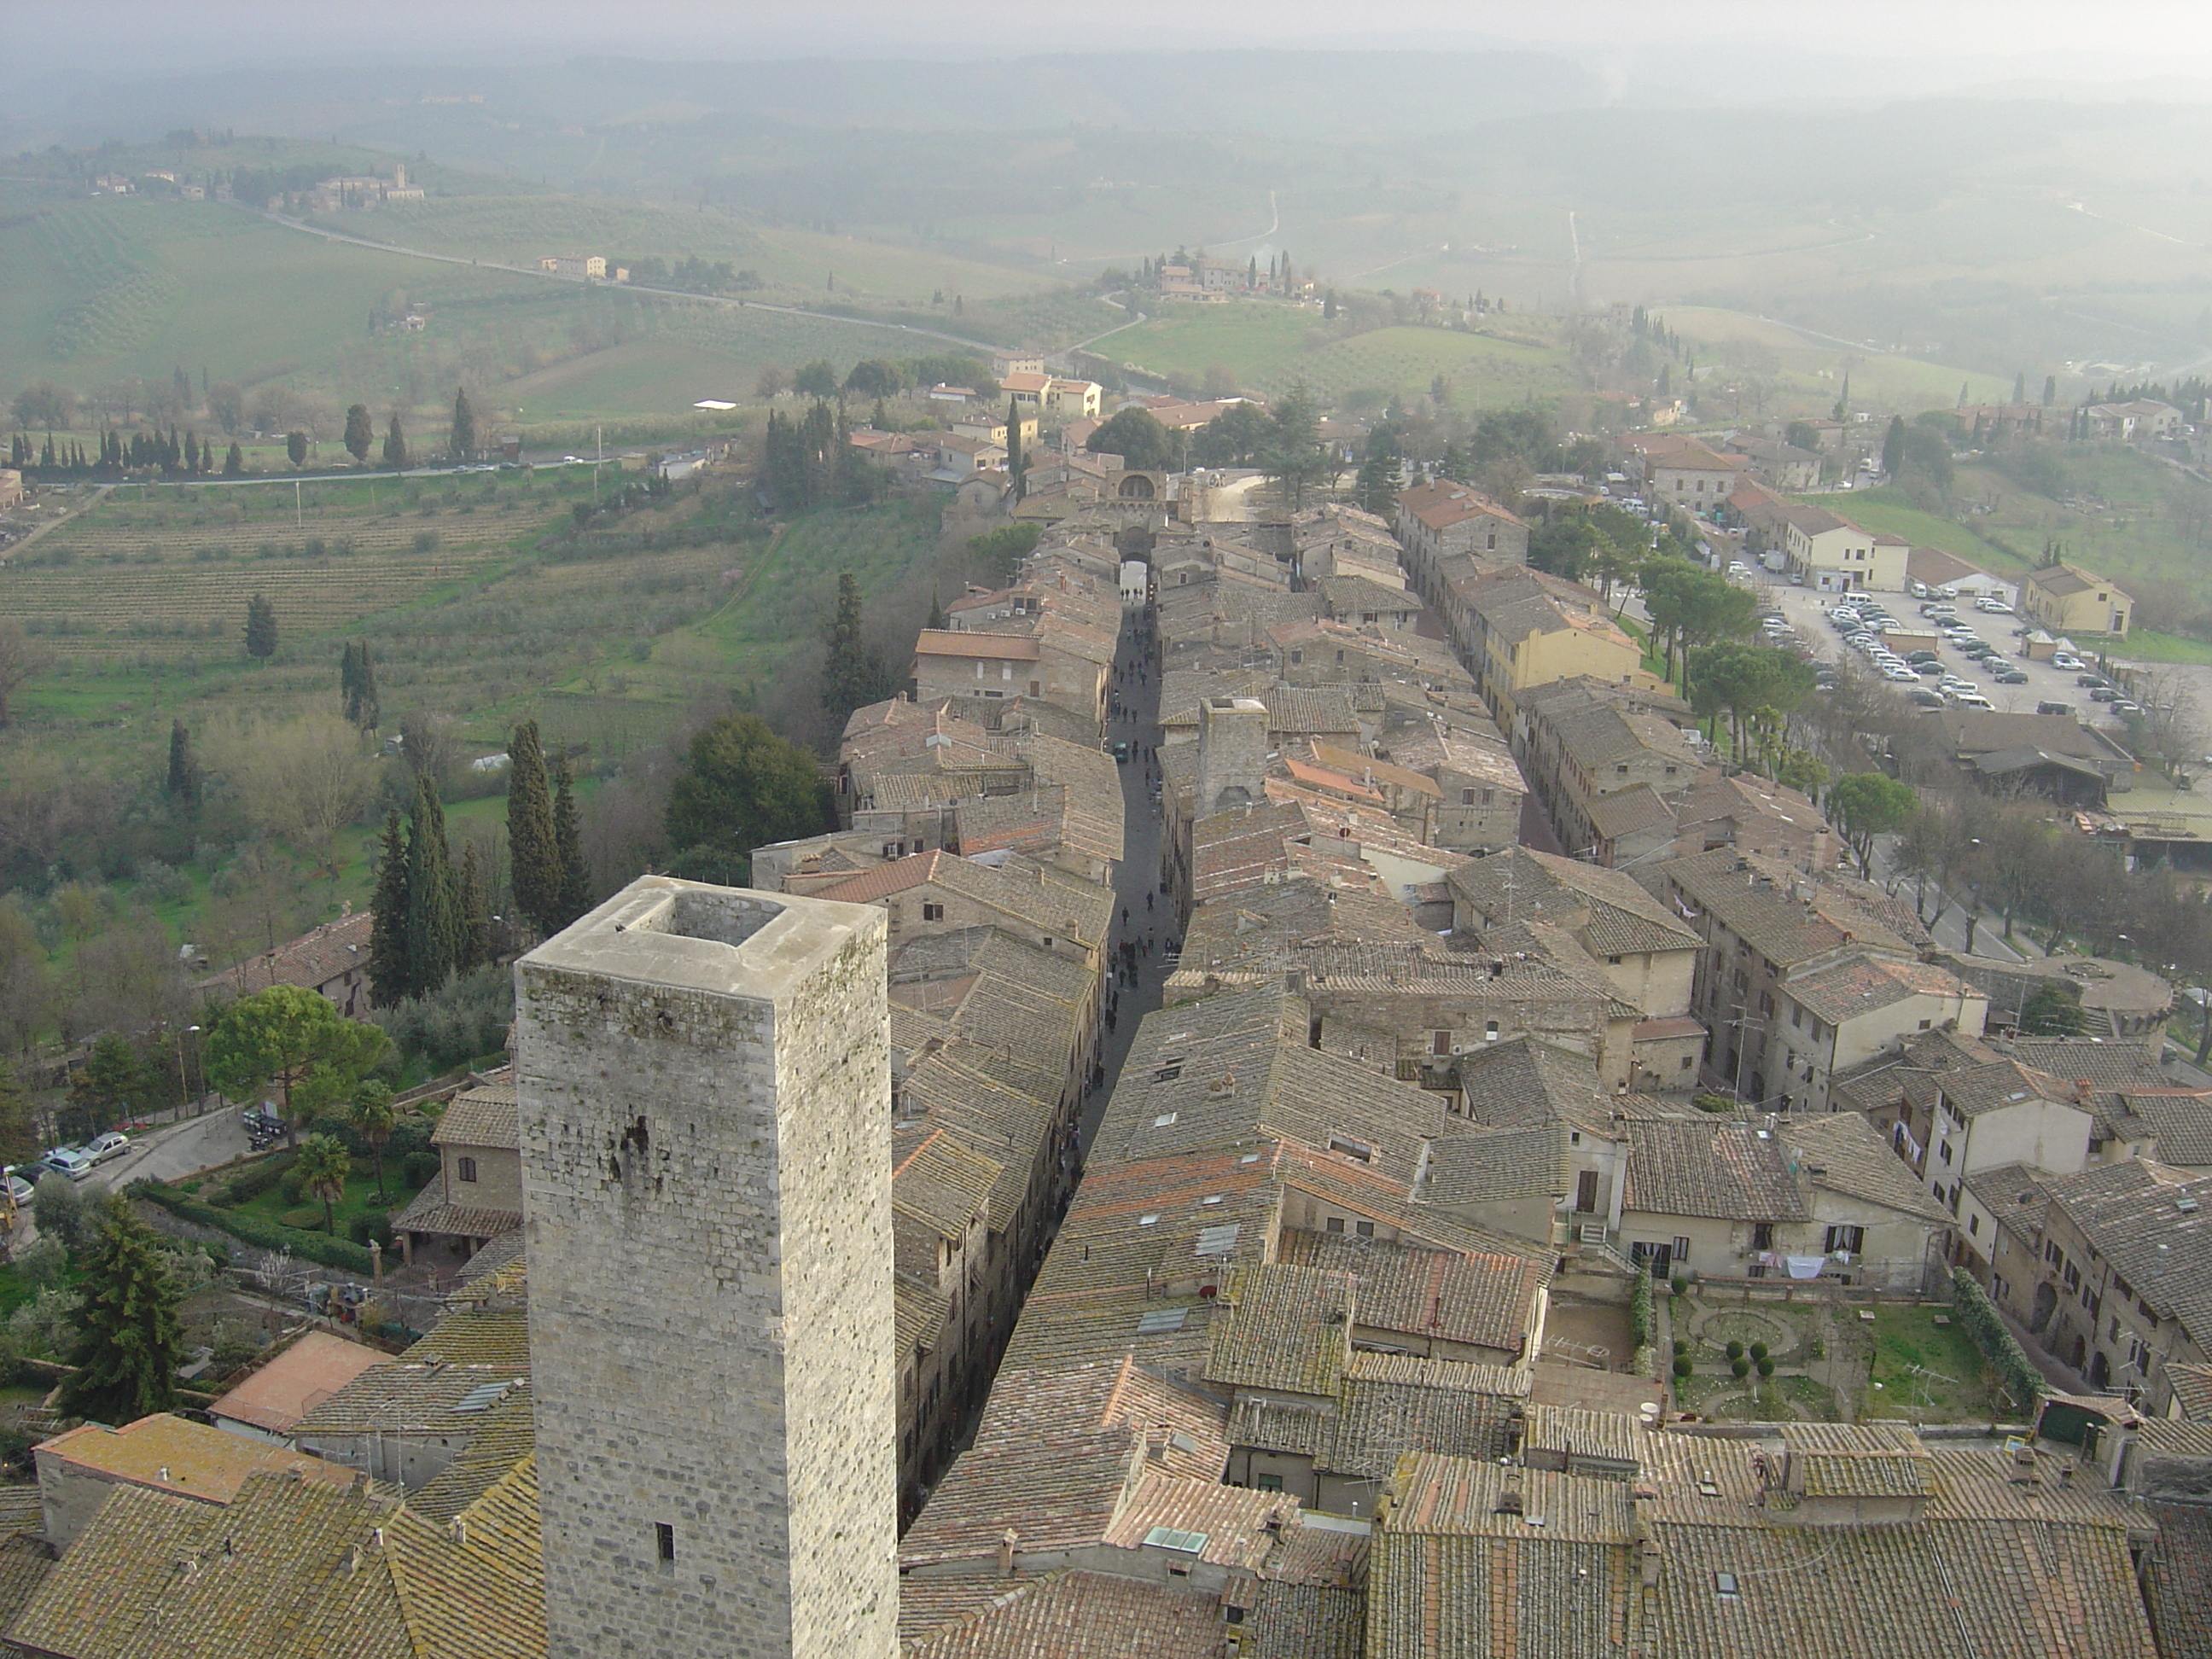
405, 1384, 535, 1523
899, 1570, 1222, 1657
2040, 1159, 2212, 1344
2144, 1500, 2212, 1659
1420, 1125, 1568, 1206
1249, 1581, 1365, 1659
894, 1127, 1003, 1240
1278, 1228, 1548, 1356
429, 1085, 517, 1150
1781, 1423, 1933, 1497
1787, 952, 1974, 1025
208, 1331, 388, 1436
391, 1172, 522, 1243
35, 1413, 358, 1505
915, 628, 1043, 662
8, 1458, 547, 1659
816, 850, 1115, 950
196, 910, 372, 999
1395, 479, 1528, 533
1780, 1112, 1949, 1224
1205, 1262, 1355, 1396
1622, 1118, 1811, 1222
1326, 1355, 1525, 1479
1452, 1038, 1622, 1139
1450, 847, 1700, 959
1521, 1404, 1643, 1471
1657, 848, 1928, 965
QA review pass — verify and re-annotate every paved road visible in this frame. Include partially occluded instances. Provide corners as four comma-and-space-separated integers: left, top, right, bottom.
93, 1109, 252, 1190
1081, 608, 1172, 1154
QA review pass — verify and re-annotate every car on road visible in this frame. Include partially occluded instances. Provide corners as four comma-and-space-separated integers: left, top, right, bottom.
85, 1131, 131, 1164
1110, 740, 1130, 762
1993, 668, 2029, 684
36, 1148, 94, 1182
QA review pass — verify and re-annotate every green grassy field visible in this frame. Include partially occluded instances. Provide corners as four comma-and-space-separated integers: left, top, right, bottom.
1656, 306, 2015, 412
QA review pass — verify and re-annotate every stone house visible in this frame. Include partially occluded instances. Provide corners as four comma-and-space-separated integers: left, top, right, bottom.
1451, 568, 1652, 725
33, 1413, 353, 1553
392, 1080, 523, 1266
1783, 504, 1906, 591
195, 909, 374, 1019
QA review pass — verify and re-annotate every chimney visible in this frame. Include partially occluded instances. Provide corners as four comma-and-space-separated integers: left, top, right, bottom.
998, 1528, 1018, 1576
2007, 1442, 2038, 1485
448, 1517, 469, 1547
1493, 1476, 1524, 1516
2073, 1079, 2093, 1106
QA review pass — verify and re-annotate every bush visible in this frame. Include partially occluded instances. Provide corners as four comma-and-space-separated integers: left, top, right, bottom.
1628, 1271, 1654, 1351
1951, 1268, 2046, 1414
278, 1205, 324, 1232
1749, 1341, 1768, 1362
1730, 1358, 1750, 1381
1671, 1355, 1692, 1379
1670, 1273, 1687, 1296
1755, 1356, 1776, 1378
221, 1153, 294, 1203
129, 1179, 375, 1274
1725, 1340, 1744, 1361
278, 1172, 307, 1207
412, 528, 440, 552
32, 1174, 86, 1252
371, 966, 514, 1073
348, 1209, 393, 1249
1672, 1338, 1688, 1358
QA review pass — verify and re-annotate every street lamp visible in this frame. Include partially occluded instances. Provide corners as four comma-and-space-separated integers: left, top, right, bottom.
176, 1025, 201, 1115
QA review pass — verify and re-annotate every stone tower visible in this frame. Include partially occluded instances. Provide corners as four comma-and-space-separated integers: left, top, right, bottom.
1197, 695, 1271, 816
515, 877, 895, 1659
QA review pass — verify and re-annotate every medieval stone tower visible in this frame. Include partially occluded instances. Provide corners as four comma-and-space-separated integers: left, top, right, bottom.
514, 877, 896, 1659
1197, 695, 1271, 816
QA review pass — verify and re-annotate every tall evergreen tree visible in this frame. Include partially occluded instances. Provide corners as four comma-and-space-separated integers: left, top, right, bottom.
55, 1197, 183, 1425
821, 570, 894, 733
244, 592, 277, 659
552, 756, 593, 928
367, 811, 412, 1007
402, 775, 460, 998
1881, 415, 1906, 479
455, 840, 492, 974
165, 720, 201, 808
449, 386, 476, 462
343, 402, 374, 464
223, 441, 244, 476
1005, 395, 1026, 501
382, 413, 407, 469
507, 720, 561, 936
340, 639, 379, 729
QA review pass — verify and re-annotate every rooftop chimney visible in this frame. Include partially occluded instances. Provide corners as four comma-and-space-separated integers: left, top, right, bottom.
1493, 1476, 1525, 1516
998, 1528, 1018, 1576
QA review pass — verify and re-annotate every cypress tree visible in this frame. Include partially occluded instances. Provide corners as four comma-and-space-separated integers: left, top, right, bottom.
244, 592, 277, 659
165, 720, 201, 808
340, 642, 359, 717
343, 401, 374, 464
1005, 394, 1025, 500
367, 810, 412, 1006
402, 775, 460, 997
224, 441, 244, 476
449, 386, 476, 462
455, 840, 492, 974
340, 639, 378, 728
507, 719, 560, 936
821, 570, 893, 733
552, 756, 593, 928
383, 412, 407, 469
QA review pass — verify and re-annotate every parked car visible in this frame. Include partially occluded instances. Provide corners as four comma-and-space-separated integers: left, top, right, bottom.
2077, 673, 2110, 690
2089, 686, 2122, 702
1947, 690, 1995, 710
2052, 653, 2086, 671
36, 1148, 94, 1182
85, 1131, 131, 1164
1993, 668, 2029, 684
1908, 688, 1945, 708
1109, 740, 1130, 763
1975, 598, 2014, 614
2110, 699, 2142, 715
1905, 649, 1940, 663
2037, 701, 2075, 716
1, 1169, 33, 1206
1920, 603, 1959, 620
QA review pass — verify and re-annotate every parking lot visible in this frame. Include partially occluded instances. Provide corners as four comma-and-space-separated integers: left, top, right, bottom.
1745, 576, 2139, 726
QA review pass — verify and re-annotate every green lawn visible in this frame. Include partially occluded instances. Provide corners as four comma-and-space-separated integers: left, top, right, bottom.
228, 1164, 426, 1237
1797, 489, 2029, 574
1860, 1304, 2005, 1420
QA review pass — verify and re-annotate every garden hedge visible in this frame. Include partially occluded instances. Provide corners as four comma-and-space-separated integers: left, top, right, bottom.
129, 1180, 375, 1275
1630, 1271, 1655, 1350
1950, 1267, 2046, 1413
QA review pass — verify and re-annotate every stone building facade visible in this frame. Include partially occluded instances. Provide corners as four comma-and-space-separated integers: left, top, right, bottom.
515, 879, 897, 1659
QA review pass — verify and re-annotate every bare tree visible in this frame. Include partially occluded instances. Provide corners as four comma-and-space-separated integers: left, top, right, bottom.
0, 620, 56, 728
204, 713, 377, 847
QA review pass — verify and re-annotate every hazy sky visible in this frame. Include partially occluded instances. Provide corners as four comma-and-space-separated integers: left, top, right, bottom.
9, 0, 2212, 84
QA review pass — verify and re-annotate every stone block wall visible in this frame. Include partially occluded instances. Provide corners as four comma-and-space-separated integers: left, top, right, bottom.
516, 879, 895, 1659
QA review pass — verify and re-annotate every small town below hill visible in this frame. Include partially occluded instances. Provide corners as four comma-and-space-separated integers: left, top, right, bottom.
5, 28, 2212, 1659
